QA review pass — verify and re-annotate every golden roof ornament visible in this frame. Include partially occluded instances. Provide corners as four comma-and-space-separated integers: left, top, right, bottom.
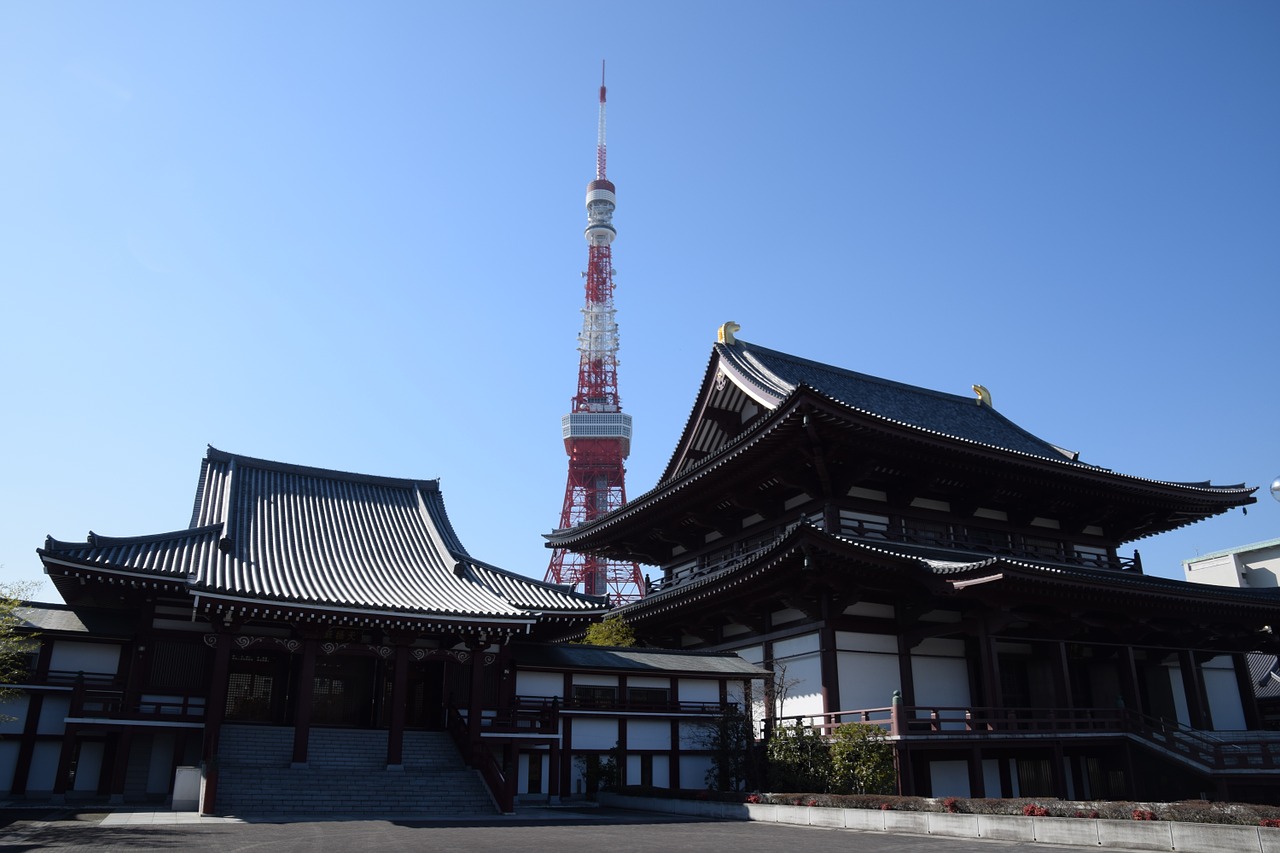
972, 384, 992, 407
717, 321, 740, 344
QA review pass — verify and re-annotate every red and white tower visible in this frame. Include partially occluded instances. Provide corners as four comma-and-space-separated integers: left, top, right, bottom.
545, 66, 644, 604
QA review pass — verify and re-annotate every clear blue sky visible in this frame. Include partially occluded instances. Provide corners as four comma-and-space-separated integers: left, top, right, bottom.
3, 2, 1278, 600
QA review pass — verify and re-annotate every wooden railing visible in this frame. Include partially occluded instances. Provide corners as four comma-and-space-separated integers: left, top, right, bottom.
64, 675, 206, 722
766, 705, 1280, 775
446, 704, 514, 814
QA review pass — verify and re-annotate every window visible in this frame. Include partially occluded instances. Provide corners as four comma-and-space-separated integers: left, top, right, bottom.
572, 685, 617, 708
626, 687, 670, 709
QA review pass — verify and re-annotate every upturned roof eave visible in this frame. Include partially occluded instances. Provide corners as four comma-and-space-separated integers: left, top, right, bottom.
546, 384, 1255, 552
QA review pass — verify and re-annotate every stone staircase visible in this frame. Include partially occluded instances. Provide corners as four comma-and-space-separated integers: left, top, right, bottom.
214, 724, 497, 816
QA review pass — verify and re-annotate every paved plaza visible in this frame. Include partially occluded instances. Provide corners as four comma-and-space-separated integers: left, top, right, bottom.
0, 805, 1149, 853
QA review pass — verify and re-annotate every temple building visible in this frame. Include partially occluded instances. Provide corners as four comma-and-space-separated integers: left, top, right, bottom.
1, 448, 764, 813
547, 324, 1280, 802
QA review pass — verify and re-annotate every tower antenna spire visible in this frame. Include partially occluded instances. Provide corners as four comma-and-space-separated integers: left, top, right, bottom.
596, 60, 607, 181
545, 67, 645, 604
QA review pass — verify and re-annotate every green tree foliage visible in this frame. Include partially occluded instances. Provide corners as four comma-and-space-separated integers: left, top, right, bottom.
0, 584, 37, 720
828, 723, 895, 795
765, 720, 830, 792
579, 616, 637, 647
701, 703, 756, 791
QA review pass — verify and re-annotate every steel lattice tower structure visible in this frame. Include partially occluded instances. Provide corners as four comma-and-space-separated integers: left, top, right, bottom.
545, 67, 644, 604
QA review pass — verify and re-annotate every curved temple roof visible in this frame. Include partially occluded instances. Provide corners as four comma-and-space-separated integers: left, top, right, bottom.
42, 447, 607, 626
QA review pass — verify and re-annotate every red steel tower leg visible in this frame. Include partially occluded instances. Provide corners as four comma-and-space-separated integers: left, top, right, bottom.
545, 65, 645, 604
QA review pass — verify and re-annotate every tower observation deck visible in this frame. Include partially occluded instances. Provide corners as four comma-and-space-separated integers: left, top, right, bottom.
545, 67, 645, 604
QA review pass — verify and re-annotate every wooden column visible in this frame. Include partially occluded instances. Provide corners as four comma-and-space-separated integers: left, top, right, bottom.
200, 629, 234, 814
107, 730, 133, 804
1118, 645, 1142, 715
11, 639, 53, 796
1178, 650, 1212, 730
467, 643, 486, 746
1232, 652, 1262, 730
1052, 642, 1074, 710
819, 624, 840, 715
976, 620, 1003, 710
291, 637, 319, 767
386, 642, 410, 769
896, 632, 917, 707
967, 745, 986, 798
560, 717, 574, 797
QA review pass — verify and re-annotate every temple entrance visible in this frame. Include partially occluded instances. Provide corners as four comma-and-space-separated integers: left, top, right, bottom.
311, 654, 376, 726
225, 651, 291, 722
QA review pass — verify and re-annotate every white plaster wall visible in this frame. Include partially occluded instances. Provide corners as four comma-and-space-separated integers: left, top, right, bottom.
38, 696, 69, 735
0, 742, 18, 792
652, 755, 670, 788
627, 676, 669, 689
625, 754, 640, 787
147, 732, 174, 794
49, 641, 120, 676
571, 717, 619, 750
0, 695, 30, 734
515, 671, 563, 698
678, 720, 709, 749
518, 751, 548, 794
679, 755, 712, 790
775, 633, 821, 658
983, 759, 1001, 798
72, 741, 104, 792
572, 674, 619, 688
26, 742, 60, 793
1203, 656, 1247, 730
929, 760, 970, 797
773, 652, 823, 717
836, 631, 897, 654
677, 678, 718, 704
1167, 664, 1191, 726
913, 655, 972, 727
835, 651, 899, 711
628, 719, 671, 750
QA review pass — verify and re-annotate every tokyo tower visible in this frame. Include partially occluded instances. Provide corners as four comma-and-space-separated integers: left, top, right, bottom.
545, 65, 644, 604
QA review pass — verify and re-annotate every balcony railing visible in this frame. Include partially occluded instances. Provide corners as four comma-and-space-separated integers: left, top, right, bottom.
766, 705, 1280, 775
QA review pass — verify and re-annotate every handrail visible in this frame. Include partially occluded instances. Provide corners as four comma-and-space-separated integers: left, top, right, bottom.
764, 705, 1280, 774
447, 703, 513, 814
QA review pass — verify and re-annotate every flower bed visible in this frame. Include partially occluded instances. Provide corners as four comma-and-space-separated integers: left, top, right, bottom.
612, 786, 1280, 827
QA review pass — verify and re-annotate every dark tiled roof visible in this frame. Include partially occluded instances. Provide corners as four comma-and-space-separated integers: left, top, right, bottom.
41, 447, 606, 622
13, 603, 135, 636
718, 339, 1081, 464
513, 643, 767, 676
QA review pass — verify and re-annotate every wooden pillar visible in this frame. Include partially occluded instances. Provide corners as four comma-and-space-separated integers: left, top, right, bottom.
467, 644, 486, 746
1050, 743, 1068, 799
10, 692, 45, 796
1052, 642, 1074, 710
560, 717, 574, 796
976, 620, 1003, 710
291, 637, 319, 767
548, 739, 561, 803
1118, 645, 1142, 716
1232, 652, 1262, 730
967, 745, 986, 798
819, 624, 840, 715
386, 643, 410, 768
1179, 650, 1212, 730
108, 730, 133, 804
669, 718, 681, 789
896, 632, 917, 707
997, 755, 1013, 797
200, 630, 234, 814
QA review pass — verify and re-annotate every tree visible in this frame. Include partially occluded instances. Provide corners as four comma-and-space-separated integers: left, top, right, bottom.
828, 723, 895, 794
765, 720, 830, 792
0, 584, 37, 720
579, 616, 637, 647
700, 703, 756, 791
